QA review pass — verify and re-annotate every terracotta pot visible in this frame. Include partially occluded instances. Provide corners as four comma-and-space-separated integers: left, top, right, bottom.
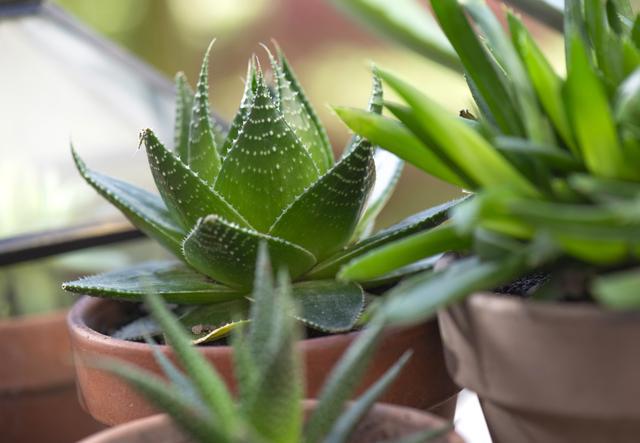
80, 400, 465, 443
0, 309, 105, 443
68, 296, 459, 425
438, 292, 640, 443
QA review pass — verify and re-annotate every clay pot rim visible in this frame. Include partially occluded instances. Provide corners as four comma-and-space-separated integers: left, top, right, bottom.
68, 296, 382, 354
80, 400, 460, 443
470, 291, 640, 320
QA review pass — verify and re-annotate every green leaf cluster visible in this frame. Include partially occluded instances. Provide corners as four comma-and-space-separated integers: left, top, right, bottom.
64, 44, 457, 339
335, 0, 640, 320
103, 246, 451, 443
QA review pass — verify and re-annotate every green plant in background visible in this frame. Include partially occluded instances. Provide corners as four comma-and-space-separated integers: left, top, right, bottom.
104, 245, 451, 443
64, 42, 461, 341
335, 0, 640, 323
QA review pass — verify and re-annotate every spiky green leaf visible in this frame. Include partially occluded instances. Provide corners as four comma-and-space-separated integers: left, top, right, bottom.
142, 129, 249, 229
272, 47, 334, 173
244, 271, 303, 443
186, 41, 222, 184
62, 261, 242, 304
71, 147, 185, 257
183, 215, 316, 288
221, 59, 258, 157
214, 73, 320, 231
269, 137, 375, 260
174, 72, 194, 161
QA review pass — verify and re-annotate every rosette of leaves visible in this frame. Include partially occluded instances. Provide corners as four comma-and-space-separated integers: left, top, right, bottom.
64, 43, 460, 341
335, 0, 640, 324
102, 246, 452, 443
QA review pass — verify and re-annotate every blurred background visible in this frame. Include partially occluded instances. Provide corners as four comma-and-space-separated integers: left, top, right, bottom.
0, 0, 565, 317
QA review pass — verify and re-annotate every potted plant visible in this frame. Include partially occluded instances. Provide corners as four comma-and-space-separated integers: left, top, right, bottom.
65, 43, 460, 425
79, 245, 464, 443
334, 0, 640, 442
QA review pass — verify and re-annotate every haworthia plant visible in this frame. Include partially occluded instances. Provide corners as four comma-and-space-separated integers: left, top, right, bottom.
102, 246, 453, 443
64, 44, 460, 341
335, 0, 640, 317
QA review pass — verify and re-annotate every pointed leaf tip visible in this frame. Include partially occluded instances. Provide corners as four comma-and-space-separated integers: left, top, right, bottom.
186, 43, 222, 184
273, 47, 334, 172
173, 72, 194, 160
214, 74, 320, 231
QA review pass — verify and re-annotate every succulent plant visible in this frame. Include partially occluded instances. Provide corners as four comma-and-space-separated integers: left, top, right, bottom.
334, 0, 640, 323
63, 43, 460, 341
103, 245, 452, 443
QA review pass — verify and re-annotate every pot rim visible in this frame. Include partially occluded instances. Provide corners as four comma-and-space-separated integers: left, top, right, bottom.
68, 296, 382, 353
79, 400, 461, 443
468, 291, 640, 320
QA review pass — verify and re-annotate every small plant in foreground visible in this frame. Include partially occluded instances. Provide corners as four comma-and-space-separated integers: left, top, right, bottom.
334, 0, 640, 323
103, 245, 452, 443
63, 43, 461, 341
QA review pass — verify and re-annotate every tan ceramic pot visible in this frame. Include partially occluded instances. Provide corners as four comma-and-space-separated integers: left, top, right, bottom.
80, 400, 465, 443
438, 292, 640, 443
0, 310, 104, 443
68, 296, 459, 425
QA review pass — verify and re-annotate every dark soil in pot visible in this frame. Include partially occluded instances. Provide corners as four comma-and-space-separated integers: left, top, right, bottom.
438, 291, 640, 443
1, 309, 105, 443
79, 400, 465, 443
68, 296, 460, 425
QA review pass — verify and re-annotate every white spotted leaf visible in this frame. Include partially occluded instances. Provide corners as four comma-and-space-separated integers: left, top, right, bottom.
186, 42, 222, 184
221, 59, 258, 157
183, 215, 316, 288
141, 128, 250, 230
71, 147, 186, 258
269, 137, 375, 260
271, 47, 334, 172
214, 72, 320, 232
62, 261, 242, 304
173, 72, 194, 161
